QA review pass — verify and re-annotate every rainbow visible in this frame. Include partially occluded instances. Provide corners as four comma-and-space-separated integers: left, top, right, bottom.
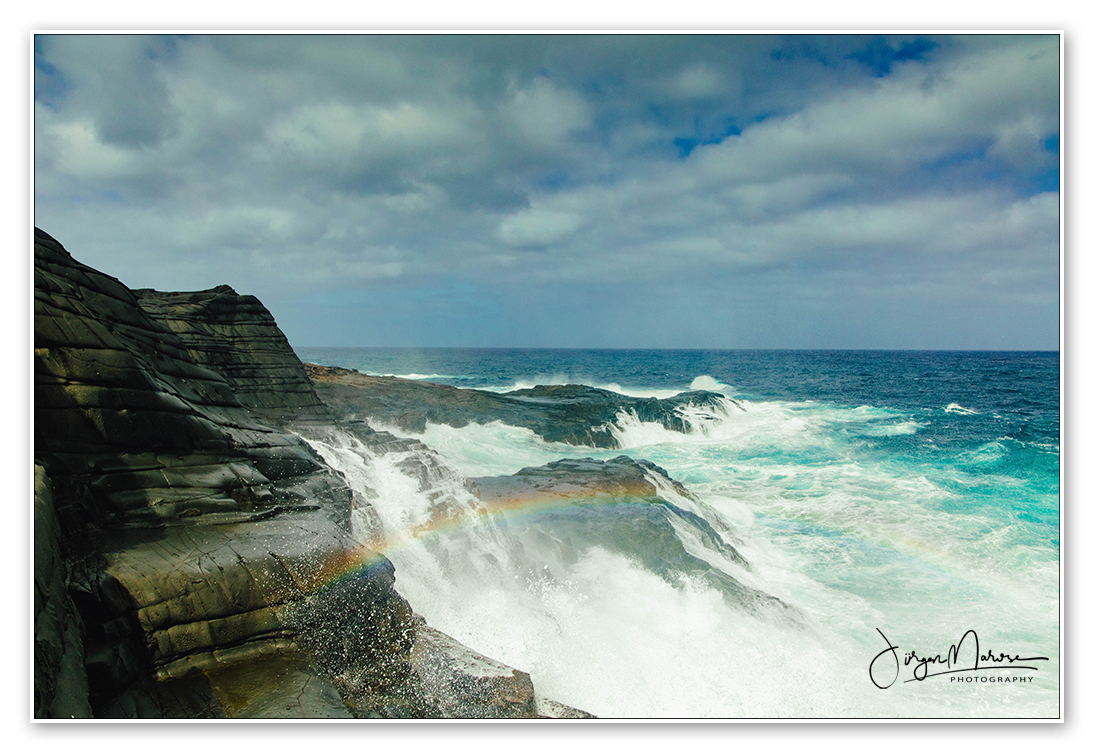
301, 481, 663, 594
418, 478, 660, 535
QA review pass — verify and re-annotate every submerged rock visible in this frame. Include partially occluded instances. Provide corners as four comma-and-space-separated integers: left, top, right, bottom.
471, 456, 797, 621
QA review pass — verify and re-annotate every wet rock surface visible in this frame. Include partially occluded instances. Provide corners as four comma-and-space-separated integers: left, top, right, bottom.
34, 228, 397, 717
34, 228, 591, 719
306, 363, 729, 448
34, 464, 93, 719
471, 456, 797, 621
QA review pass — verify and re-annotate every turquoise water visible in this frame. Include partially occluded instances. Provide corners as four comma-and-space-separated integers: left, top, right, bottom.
297, 348, 1060, 718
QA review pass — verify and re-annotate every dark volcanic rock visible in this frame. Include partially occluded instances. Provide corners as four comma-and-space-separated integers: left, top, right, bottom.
33, 229, 591, 719
306, 364, 732, 448
35, 228, 339, 529
33, 228, 401, 717
135, 286, 332, 425
34, 464, 93, 718
477, 454, 696, 502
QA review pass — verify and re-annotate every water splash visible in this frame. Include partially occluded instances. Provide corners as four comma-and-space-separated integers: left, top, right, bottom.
295, 386, 1059, 718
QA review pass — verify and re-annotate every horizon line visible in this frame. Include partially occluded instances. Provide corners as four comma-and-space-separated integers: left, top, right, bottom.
293, 345, 1061, 354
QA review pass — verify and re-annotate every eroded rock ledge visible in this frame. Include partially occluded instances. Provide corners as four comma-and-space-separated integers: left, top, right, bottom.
470, 456, 795, 619
305, 363, 732, 448
33, 229, 589, 719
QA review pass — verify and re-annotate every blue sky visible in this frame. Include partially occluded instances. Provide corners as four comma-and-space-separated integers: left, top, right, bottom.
33, 33, 1060, 349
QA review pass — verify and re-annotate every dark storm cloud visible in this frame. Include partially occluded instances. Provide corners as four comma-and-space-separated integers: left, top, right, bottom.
33, 33, 1059, 348
36, 35, 180, 148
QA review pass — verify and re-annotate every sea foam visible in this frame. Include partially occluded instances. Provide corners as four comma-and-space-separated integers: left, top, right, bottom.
293, 349, 1059, 718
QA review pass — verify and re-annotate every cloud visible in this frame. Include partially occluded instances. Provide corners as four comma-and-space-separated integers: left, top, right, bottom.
36, 108, 141, 181
496, 208, 584, 249
32, 34, 1060, 349
689, 35, 1058, 191
193, 205, 331, 249
504, 77, 592, 148
37, 35, 179, 148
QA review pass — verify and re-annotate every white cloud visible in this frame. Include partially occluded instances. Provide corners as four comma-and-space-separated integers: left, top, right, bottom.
504, 77, 592, 148
665, 64, 734, 100
194, 205, 329, 248
251, 245, 406, 285
266, 100, 475, 162
36, 111, 141, 181
496, 208, 584, 249
720, 172, 855, 222
987, 117, 1056, 169
690, 35, 1058, 185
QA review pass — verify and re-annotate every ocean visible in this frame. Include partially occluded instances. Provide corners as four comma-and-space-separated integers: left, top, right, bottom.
294, 347, 1060, 719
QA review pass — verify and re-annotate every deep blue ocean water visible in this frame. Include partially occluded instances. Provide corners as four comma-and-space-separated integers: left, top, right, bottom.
296, 347, 1060, 718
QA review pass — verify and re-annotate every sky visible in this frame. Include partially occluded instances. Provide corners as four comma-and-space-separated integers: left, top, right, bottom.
32, 33, 1061, 350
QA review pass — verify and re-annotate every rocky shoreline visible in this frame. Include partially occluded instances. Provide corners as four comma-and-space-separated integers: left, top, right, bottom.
305, 362, 731, 448
33, 228, 740, 719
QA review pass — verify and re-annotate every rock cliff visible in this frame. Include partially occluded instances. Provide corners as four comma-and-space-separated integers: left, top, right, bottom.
32, 229, 588, 719
133, 285, 332, 426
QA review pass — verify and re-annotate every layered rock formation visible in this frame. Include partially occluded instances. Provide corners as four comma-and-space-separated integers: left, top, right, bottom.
306, 363, 735, 448
134, 286, 332, 426
33, 229, 586, 719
